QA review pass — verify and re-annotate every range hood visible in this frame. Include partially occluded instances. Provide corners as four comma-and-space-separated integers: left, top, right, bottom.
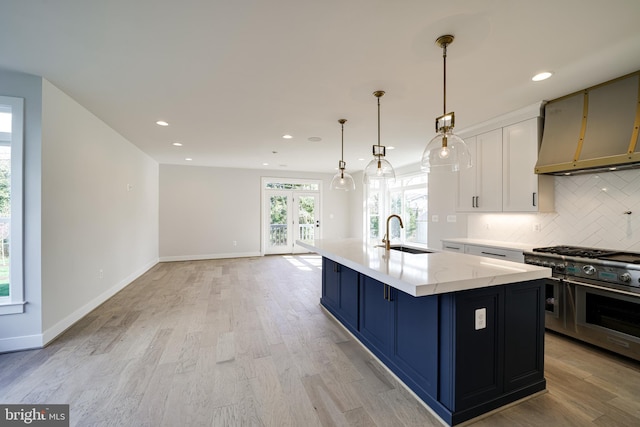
535, 71, 640, 175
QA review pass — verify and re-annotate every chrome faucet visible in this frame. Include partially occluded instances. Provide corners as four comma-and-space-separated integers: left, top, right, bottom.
382, 214, 404, 251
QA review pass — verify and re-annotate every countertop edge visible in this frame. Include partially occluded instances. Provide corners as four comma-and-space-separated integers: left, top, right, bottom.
298, 239, 551, 297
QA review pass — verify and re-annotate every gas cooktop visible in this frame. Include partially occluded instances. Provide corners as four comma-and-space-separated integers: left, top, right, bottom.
532, 245, 640, 264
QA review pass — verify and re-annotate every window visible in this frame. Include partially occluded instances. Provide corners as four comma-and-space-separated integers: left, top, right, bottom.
365, 173, 428, 245
0, 96, 25, 315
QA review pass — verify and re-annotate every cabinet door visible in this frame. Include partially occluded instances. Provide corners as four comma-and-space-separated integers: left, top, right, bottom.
339, 265, 359, 331
454, 287, 504, 410
457, 136, 477, 211
503, 281, 545, 392
359, 275, 393, 357
321, 258, 340, 311
392, 290, 438, 396
475, 129, 502, 212
502, 118, 540, 212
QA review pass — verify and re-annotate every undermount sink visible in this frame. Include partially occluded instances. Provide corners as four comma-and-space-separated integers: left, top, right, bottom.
389, 245, 433, 254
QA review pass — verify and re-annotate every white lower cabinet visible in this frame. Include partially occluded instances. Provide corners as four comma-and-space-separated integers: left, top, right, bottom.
463, 244, 524, 263
442, 240, 525, 263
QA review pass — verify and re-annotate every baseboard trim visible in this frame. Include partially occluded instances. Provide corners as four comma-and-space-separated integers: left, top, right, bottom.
39, 258, 159, 348
158, 252, 262, 262
0, 334, 43, 354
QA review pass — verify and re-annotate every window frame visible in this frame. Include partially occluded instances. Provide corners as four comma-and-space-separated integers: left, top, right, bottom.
0, 96, 25, 315
365, 172, 428, 246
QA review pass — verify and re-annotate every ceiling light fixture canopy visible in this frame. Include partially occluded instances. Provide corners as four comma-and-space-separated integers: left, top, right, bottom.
330, 119, 356, 191
364, 91, 395, 184
421, 35, 471, 173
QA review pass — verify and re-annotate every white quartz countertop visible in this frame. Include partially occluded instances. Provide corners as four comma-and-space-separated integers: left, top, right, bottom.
297, 238, 551, 297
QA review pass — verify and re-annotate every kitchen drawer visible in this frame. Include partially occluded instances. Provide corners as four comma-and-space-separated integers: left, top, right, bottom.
464, 244, 524, 263
442, 242, 464, 252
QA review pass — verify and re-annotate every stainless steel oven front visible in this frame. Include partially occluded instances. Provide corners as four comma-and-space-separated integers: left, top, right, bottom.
575, 281, 640, 361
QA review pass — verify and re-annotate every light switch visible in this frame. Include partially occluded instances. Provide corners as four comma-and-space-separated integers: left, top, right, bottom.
447, 215, 456, 223
432, 215, 439, 222
475, 308, 486, 330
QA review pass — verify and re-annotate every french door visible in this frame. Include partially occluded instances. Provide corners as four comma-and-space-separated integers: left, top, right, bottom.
264, 191, 320, 254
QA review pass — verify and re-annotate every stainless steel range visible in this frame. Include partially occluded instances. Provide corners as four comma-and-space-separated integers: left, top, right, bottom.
524, 245, 640, 361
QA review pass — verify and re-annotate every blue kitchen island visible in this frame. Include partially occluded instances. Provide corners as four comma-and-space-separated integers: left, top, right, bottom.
297, 238, 552, 426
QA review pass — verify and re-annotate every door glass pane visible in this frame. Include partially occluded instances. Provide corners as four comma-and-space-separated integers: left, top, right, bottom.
297, 195, 315, 244
389, 191, 402, 240
405, 189, 427, 244
0, 109, 10, 298
269, 195, 288, 248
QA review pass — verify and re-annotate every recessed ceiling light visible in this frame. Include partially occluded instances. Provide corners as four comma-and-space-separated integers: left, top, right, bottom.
185, 157, 193, 161
156, 120, 169, 126
262, 162, 269, 166
387, 146, 395, 150
358, 158, 365, 161
308, 137, 322, 142
532, 72, 553, 82
172, 142, 183, 147
282, 134, 293, 139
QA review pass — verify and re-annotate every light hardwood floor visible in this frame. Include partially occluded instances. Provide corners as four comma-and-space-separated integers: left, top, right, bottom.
2, 255, 640, 426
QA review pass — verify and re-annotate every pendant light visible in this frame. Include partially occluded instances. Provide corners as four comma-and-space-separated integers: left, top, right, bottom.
330, 119, 356, 191
421, 35, 471, 173
363, 91, 395, 184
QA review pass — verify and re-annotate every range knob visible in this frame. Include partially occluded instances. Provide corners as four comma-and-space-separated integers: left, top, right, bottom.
583, 265, 596, 275
620, 273, 632, 283
555, 264, 566, 273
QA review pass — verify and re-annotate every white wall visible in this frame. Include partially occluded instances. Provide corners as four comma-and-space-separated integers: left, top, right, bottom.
0, 69, 44, 352
159, 165, 351, 260
39, 80, 159, 344
467, 169, 640, 251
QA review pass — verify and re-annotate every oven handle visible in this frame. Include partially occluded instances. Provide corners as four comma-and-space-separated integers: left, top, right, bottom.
564, 279, 640, 299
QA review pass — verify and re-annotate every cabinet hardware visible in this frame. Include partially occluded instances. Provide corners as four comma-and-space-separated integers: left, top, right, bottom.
445, 245, 461, 251
481, 251, 506, 257
532, 192, 537, 207
383, 284, 393, 301
476, 196, 480, 208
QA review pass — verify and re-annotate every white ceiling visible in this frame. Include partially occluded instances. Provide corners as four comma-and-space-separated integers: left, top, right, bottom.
1, 0, 640, 174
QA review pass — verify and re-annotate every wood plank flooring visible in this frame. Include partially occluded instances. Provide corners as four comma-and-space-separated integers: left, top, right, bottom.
2, 254, 640, 426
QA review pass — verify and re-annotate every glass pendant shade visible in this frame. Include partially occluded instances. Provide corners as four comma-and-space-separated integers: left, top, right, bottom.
363, 157, 395, 184
363, 90, 395, 184
330, 119, 356, 191
422, 35, 472, 173
330, 169, 356, 190
421, 130, 471, 173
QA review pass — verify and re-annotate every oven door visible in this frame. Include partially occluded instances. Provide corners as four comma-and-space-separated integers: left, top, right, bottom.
544, 277, 565, 332
575, 282, 640, 361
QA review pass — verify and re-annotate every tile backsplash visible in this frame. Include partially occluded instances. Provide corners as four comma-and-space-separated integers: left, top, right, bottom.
467, 169, 640, 251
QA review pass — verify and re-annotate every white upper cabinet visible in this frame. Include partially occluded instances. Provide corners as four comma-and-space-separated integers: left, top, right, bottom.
457, 129, 502, 212
456, 110, 554, 213
502, 118, 554, 212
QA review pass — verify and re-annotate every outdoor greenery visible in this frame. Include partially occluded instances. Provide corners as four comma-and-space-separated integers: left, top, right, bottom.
0, 156, 10, 296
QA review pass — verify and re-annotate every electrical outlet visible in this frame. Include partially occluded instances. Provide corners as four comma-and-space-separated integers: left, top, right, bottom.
475, 308, 486, 330
233, 240, 237, 246
432, 215, 439, 223
99, 269, 104, 279
446, 215, 456, 223
484, 223, 491, 230
532, 223, 541, 232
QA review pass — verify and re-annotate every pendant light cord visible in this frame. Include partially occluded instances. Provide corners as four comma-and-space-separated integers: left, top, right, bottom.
341, 121, 344, 161
377, 95, 381, 150
442, 42, 447, 116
